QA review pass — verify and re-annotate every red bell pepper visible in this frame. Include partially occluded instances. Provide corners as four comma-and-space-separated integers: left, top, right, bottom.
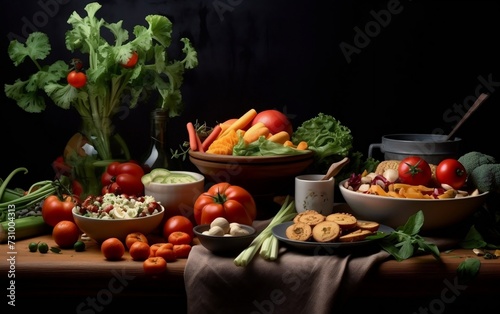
101, 161, 145, 196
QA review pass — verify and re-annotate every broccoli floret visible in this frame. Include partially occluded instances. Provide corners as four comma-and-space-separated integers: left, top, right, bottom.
469, 164, 500, 193
458, 151, 496, 175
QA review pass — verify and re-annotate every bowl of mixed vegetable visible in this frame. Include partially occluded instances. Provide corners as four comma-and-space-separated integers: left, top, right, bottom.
72, 193, 165, 243
189, 150, 314, 199
338, 153, 493, 232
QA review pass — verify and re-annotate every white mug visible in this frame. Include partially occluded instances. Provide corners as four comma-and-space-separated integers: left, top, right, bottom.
294, 174, 335, 215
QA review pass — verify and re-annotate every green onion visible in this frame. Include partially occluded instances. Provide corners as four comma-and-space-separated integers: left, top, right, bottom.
234, 196, 296, 266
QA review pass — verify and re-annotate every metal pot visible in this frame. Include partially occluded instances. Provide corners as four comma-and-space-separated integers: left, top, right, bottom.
368, 134, 462, 165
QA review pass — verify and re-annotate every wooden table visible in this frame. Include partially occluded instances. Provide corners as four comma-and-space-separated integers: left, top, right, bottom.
2, 233, 499, 313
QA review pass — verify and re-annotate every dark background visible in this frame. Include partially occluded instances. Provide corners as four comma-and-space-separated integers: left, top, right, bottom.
2, 0, 500, 189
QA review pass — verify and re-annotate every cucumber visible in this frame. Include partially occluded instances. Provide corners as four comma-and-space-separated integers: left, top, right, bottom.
141, 168, 197, 185
163, 173, 197, 184
150, 168, 171, 178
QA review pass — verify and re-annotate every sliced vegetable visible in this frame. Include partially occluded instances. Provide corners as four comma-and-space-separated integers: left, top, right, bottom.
141, 168, 197, 185
206, 129, 240, 155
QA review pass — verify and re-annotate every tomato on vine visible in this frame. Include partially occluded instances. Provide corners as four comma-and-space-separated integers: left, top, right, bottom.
397, 156, 432, 186
436, 158, 467, 190
67, 70, 87, 88
121, 51, 139, 68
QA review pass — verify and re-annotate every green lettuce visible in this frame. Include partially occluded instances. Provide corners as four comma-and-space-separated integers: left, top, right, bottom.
292, 113, 379, 181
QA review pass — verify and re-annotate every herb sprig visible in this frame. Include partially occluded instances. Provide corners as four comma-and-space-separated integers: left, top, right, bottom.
367, 210, 440, 262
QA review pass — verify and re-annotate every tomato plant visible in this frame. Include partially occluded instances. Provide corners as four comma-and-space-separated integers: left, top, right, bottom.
397, 156, 432, 186
251, 109, 293, 137
121, 51, 139, 68
67, 70, 87, 88
101, 161, 145, 196
193, 182, 257, 226
163, 215, 194, 240
42, 194, 78, 227
436, 158, 467, 189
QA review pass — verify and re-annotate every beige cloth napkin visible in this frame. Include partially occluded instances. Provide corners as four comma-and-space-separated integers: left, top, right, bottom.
184, 217, 460, 314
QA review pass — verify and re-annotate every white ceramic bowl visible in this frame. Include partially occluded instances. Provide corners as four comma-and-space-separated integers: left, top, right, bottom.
72, 206, 165, 243
193, 224, 257, 256
143, 171, 204, 220
338, 179, 489, 232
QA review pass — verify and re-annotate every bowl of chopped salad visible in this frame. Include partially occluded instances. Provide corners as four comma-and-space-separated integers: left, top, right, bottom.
72, 193, 165, 243
338, 173, 489, 233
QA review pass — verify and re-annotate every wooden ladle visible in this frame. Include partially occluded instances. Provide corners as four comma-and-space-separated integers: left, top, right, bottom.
445, 93, 489, 141
322, 157, 350, 181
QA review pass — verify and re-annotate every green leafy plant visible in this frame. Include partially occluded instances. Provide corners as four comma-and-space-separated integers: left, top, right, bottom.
4, 2, 198, 161
5, 2, 197, 116
369, 210, 481, 284
368, 210, 440, 262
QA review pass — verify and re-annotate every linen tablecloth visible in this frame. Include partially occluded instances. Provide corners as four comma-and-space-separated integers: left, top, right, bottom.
184, 216, 461, 314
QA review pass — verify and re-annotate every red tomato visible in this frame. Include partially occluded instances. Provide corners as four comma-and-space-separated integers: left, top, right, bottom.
397, 156, 432, 186
42, 194, 78, 227
67, 70, 87, 88
101, 162, 144, 196
193, 182, 257, 226
173, 244, 192, 258
163, 215, 194, 240
168, 231, 192, 245
251, 110, 293, 137
122, 51, 139, 68
436, 159, 467, 190
143, 257, 167, 275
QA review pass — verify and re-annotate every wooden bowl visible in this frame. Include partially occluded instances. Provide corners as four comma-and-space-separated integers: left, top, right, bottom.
188, 150, 314, 199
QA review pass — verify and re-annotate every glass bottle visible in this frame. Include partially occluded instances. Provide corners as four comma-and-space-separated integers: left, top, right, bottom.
142, 109, 170, 172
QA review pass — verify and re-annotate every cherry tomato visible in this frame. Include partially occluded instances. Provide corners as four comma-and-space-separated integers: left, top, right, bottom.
251, 109, 293, 137
397, 156, 432, 186
42, 194, 78, 227
193, 182, 257, 226
173, 244, 192, 258
168, 231, 192, 245
67, 70, 87, 88
143, 257, 167, 275
122, 51, 139, 68
163, 215, 194, 240
436, 158, 467, 190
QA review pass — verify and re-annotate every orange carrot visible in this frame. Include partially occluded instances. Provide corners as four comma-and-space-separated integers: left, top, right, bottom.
202, 124, 222, 152
186, 122, 197, 151
219, 108, 257, 137
196, 131, 204, 153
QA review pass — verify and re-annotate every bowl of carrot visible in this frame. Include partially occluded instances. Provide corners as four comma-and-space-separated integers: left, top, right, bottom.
186, 109, 314, 208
